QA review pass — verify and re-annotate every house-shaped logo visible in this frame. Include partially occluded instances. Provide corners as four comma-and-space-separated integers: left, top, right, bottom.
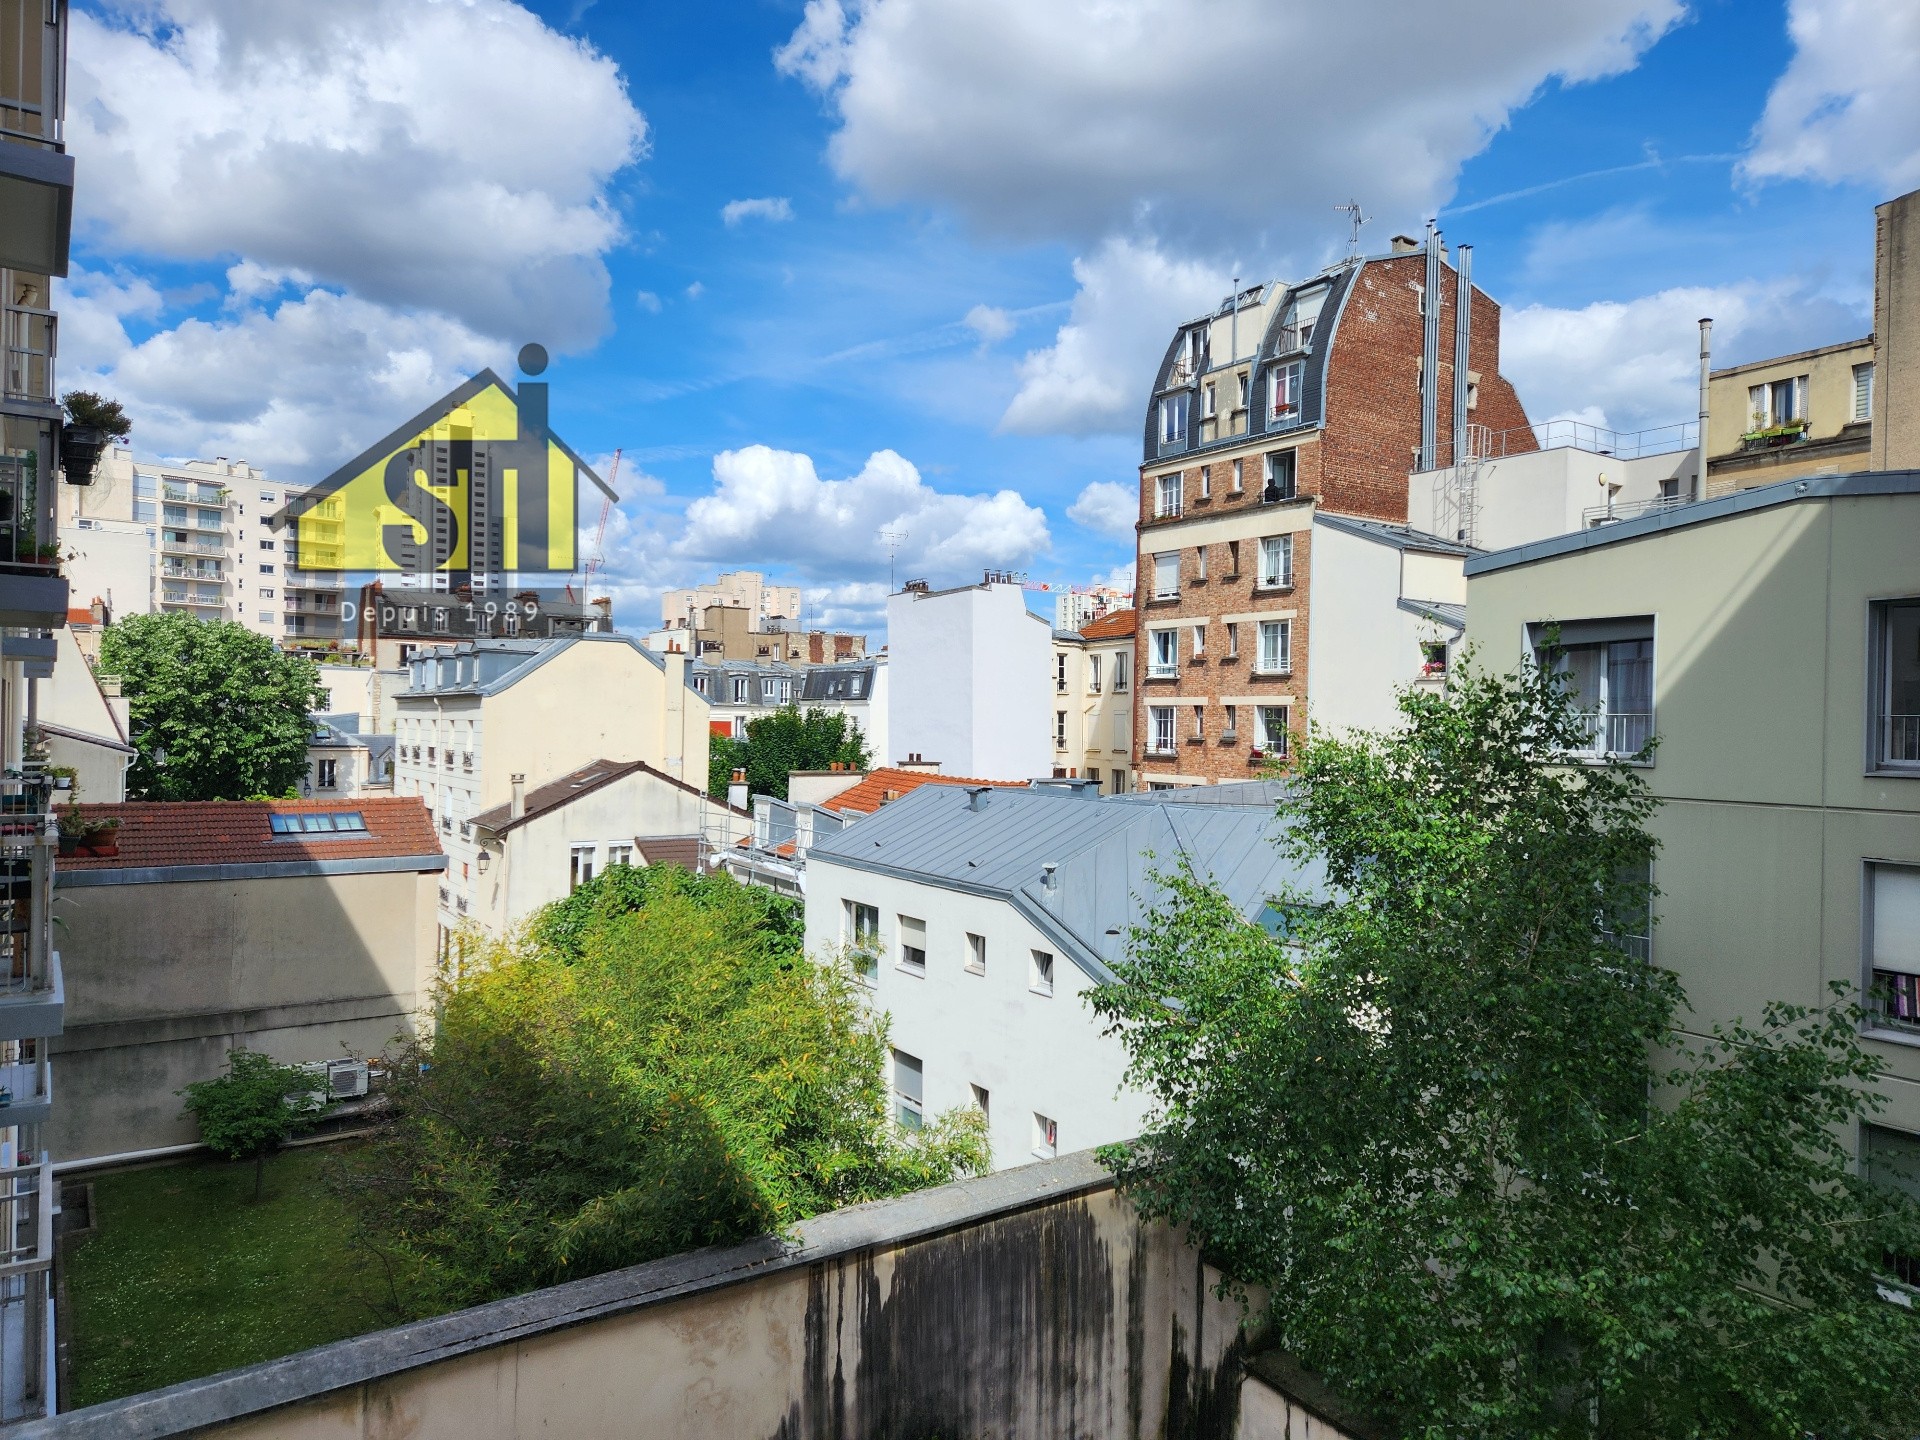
274, 345, 615, 582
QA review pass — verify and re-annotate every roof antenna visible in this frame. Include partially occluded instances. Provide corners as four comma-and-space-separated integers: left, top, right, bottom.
1336, 200, 1368, 264
880, 528, 908, 593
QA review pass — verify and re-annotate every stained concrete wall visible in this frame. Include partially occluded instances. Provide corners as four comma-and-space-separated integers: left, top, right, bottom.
32, 1153, 1305, 1440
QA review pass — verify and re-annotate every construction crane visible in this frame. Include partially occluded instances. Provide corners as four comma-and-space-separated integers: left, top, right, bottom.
568, 447, 618, 602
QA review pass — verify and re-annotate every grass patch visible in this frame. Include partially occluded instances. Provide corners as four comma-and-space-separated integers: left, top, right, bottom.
64, 1145, 399, 1409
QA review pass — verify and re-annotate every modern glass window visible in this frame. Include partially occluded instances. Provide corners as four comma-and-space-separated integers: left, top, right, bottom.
1258, 534, 1294, 587
844, 900, 880, 949
893, 1050, 924, 1130
898, 914, 928, 974
269, 811, 365, 834
1150, 706, 1176, 754
1256, 706, 1290, 755
1533, 621, 1656, 758
1269, 361, 1305, 425
1153, 551, 1180, 600
1263, 449, 1297, 501
1873, 600, 1920, 769
1869, 864, 1920, 1035
965, 931, 986, 975
1854, 362, 1876, 422
1160, 393, 1189, 446
1257, 620, 1290, 675
1148, 629, 1178, 678
1030, 949, 1055, 996
1156, 473, 1183, 517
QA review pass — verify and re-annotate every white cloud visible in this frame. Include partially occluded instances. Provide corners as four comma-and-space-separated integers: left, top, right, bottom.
721, 196, 796, 226
779, 0, 1682, 248
686, 281, 707, 300
1066, 480, 1137, 540
1743, 0, 1920, 193
1501, 281, 1869, 435
1001, 237, 1226, 435
635, 290, 663, 313
962, 304, 1014, 346
675, 445, 1050, 587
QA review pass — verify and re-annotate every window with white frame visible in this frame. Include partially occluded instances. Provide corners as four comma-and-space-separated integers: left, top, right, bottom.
1257, 620, 1290, 675
965, 931, 986, 975
1222, 704, 1238, 741
845, 899, 880, 949
1869, 863, 1920, 1035
1160, 393, 1189, 446
1199, 464, 1212, 499
893, 1049, 924, 1130
607, 844, 634, 868
898, 914, 928, 974
732, 677, 749, 703
1183, 327, 1206, 375
1873, 600, 1920, 768
1055, 653, 1068, 693
1149, 706, 1176, 754
1156, 473, 1183, 517
1269, 360, 1305, 425
1190, 622, 1206, 659
1530, 620, 1656, 759
1189, 705, 1206, 742
1033, 1113, 1059, 1159
1263, 449, 1297, 501
1088, 654, 1102, 692
1030, 949, 1055, 996
1153, 551, 1180, 600
1746, 374, 1808, 430
1225, 622, 1239, 660
569, 844, 596, 891
1236, 373, 1249, 411
1256, 705, 1289, 755
1113, 652, 1130, 692
1854, 362, 1876, 422
1258, 534, 1293, 588
1231, 458, 1244, 493
316, 759, 337, 789
1194, 545, 1208, 582
1148, 628, 1178, 678
1203, 382, 1217, 418
1055, 710, 1068, 748
971, 1084, 990, 1121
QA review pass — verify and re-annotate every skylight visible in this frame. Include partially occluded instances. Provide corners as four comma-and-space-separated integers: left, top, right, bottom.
270, 812, 368, 835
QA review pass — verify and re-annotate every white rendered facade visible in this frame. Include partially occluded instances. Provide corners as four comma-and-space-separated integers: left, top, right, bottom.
887, 578, 1051, 776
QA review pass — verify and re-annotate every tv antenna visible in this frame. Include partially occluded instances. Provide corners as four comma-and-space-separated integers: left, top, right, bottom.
880, 528, 909, 592
1336, 200, 1369, 263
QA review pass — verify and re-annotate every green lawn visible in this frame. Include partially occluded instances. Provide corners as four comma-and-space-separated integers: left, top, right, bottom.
64, 1146, 395, 1409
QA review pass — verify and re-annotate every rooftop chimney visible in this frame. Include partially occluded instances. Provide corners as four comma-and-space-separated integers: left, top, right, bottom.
1697, 317, 1713, 497
965, 786, 993, 812
1389, 234, 1420, 255
509, 773, 525, 820
728, 768, 748, 812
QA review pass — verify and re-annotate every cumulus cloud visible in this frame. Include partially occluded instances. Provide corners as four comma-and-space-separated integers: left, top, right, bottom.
675, 445, 1050, 586
1002, 237, 1226, 435
1502, 281, 1869, 435
635, 290, 663, 313
1743, 0, 1920, 193
962, 304, 1014, 346
1067, 480, 1138, 540
779, 0, 1682, 248
721, 196, 796, 226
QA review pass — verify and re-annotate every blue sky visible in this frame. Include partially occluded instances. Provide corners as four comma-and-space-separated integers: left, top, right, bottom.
60, 0, 1919, 635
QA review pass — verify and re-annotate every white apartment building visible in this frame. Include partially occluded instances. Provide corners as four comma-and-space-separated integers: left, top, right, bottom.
1051, 609, 1134, 794
803, 781, 1307, 1169
392, 634, 712, 960
888, 574, 1051, 777
1053, 586, 1132, 632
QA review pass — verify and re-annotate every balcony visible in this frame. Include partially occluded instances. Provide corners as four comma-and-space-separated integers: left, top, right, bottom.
0, 307, 54, 404
161, 483, 224, 507
1147, 662, 1178, 681
1254, 573, 1294, 593
1572, 710, 1654, 759
0, 1049, 51, 1129
0, 1163, 53, 1280
160, 533, 224, 556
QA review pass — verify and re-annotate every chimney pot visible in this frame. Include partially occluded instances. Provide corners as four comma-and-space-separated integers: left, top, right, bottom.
509, 773, 526, 820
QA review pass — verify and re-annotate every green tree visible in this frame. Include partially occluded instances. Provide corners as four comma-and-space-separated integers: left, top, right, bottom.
99, 612, 327, 801
1093, 658, 1920, 1438
708, 705, 870, 802
61, 390, 133, 439
180, 1050, 327, 1201
345, 865, 985, 1312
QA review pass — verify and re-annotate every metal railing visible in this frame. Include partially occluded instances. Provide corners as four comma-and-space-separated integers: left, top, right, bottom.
1883, 714, 1920, 765
1147, 662, 1178, 680
0, 1163, 53, 1278
1581, 495, 1694, 528
1467, 418, 1698, 464
161, 533, 224, 555
0, 834, 54, 1002
162, 483, 224, 507
1570, 710, 1655, 758
1273, 323, 1310, 355
0, 1053, 48, 1114
1, 308, 54, 405
159, 562, 223, 582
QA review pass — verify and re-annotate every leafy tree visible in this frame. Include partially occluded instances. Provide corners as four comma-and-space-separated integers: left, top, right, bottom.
61, 390, 132, 439
1093, 658, 1920, 1439
99, 612, 327, 801
531, 854, 803, 962
180, 1050, 327, 1201
344, 865, 984, 1312
708, 705, 870, 802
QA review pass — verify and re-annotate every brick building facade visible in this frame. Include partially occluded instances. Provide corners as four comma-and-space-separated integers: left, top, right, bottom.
1131, 232, 1533, 785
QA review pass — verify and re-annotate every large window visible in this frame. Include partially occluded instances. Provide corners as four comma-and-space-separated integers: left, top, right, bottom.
1256, 705, 1290, 756
893, 1050, 924, 1131
1148, 628, 1178, 678
1112, 652, 1130, 692
1156, 473, 1183, 518
1257, 620, 1290, 675
1746, 374, 1807, 430
1873, 600, 1920, 769
1262, 450, 1297, 502
1269, 361, 1305, 426
844, 899, 879, 950
1152, 551, 1180, 600
1868, 863, 1920, 1036
569, 845, 595, 892
1149, 706, 1176, 755
1160, 393, 1189, 446
1531, 620, 1655, 759
1258, 535, 1294, 589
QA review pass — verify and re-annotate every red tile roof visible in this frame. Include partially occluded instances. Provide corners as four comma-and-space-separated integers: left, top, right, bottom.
56, 797, 443, 872
1079, 608, 1136, 641
818, 767, 1030, 816
66, 607, 93, 628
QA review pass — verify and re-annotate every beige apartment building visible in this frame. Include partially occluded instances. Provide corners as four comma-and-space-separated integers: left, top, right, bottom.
1051, 608, 1134, 793
660, 569, 802, 632
1464, 472, 1920, 1214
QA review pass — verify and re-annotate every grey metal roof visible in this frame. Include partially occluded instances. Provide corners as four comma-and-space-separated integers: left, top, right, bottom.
1317, 513, 1478, 557
1397, 598, 1466, 630
1106, 779, 1290, 807
807, 785, 1320, 983
1464, 469, 1920, 576
799, 660, 877, 702
398, 632, 674, 700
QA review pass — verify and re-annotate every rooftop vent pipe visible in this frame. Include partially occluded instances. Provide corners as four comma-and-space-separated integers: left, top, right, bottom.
1041, 862, 1057, 895
1697, 317, 1713, 498
509, 773, 526, 820
965, 786, 993, 812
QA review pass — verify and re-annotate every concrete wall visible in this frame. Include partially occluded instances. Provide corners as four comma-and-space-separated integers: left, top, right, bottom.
62, 518, 150, 619
888, 583, 1050, 778
1463, 484, 1920, 1142
1408, 444, 1696, 551
1873, 188, 1920, 472
47, 866, 439, 1162
1303, 524, 1459, 736
40, 1154, 1296, 1440
804, 855, 1148, 1169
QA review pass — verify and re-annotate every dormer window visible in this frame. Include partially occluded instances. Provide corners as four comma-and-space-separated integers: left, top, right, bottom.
1269, 361, 1305, 426
1183, 327, 1206, 376
1160, 393, 1189, 447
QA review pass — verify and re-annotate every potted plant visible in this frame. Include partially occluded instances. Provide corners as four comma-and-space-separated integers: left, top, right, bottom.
83, 817, 121, 857
48, 767, 75, 793
57, 806, 119, 857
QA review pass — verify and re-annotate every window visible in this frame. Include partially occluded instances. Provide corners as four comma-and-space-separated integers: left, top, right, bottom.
965, 931, 986, 975
1225, 622, 1239, 659
1532, 621, 1656, 758
1236, 373, 1249, 410
1153, 551, 1180, 600
1113, 712, 1129, 749
1113, 652, 1130, 692
1030, 949, 1055, 996
316, 759, 337, 790
1189, 706, 1206, 742
1256, 705, 1290, 756
1199, 464, 1211, 499
1657, 477, 1682, 502
970, 1084, 990, 1121
893, 1050, 924, 1131
1864, 1124, 1920, 1287
1222, 704, 1238, 741
844, 899, 880, 950
1088, 655, 1102, 693
1085, 768, 1101, 789
1257, 620, 1291, 675
1226, 540, 1240, 578
1150, 706, 1176, 754
1231, 458, 1244, 493
1190, 622, 1206, 659
1854, 361, 1876, 422
1056, 653, 1068, 693
1055, 710, 1068, 749
1149, 628, 1178, 678
268, 811, 366, 834
1033, 1113, 1058, 1159
1873, 600, 1920, 768
1203, 382, 1217, 418
732, 677, 749, 703
1268, 361, 1305, 425
258, 490, 275, 503
258, 563, 275, 575
1258, 534, 1294, 588
607, 844, 634, 868
1160, 393, 1189, 446
898, 915, 928, 974
1869, 864, 1920, 1035
569, 845, 596, 892
1421, 641, 1448, 675
1746, 375, 1808, 429
1263, 450, 1297, 502
258, 539, 273, 550
260, 587, 274, 599
1194, 545, 1208, 582
1183, 327, 1206, 375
